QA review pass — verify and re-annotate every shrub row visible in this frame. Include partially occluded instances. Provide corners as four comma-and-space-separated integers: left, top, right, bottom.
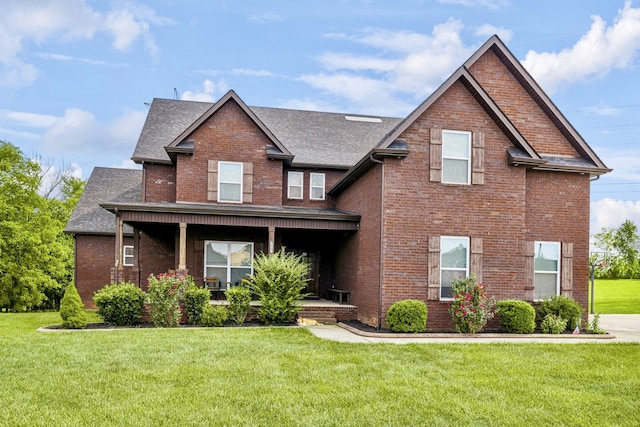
385, 294, 586, 335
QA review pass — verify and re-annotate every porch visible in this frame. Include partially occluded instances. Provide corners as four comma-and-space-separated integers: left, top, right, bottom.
209, 298, 357, 325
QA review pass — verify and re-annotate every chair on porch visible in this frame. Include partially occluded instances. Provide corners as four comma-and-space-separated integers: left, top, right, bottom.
204, 277, 225, 300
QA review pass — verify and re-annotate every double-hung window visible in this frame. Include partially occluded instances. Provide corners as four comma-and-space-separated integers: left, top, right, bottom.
218, 161, 243, 203
442, 130, 471, 184
440, 236, 469, 299
534, 241, 560, 300
204, 241, 253, 289
123, 245, 134, 266
288, 171, 303, 199
310, 173, 325, 200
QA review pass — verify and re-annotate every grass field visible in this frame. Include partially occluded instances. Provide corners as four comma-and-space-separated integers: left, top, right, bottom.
1, 312, 639, 426
592, 279, 640, 314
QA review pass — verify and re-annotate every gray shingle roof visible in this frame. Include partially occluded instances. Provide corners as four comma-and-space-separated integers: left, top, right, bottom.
132, 98, 212, 164
251, 107, 402, 167
64, 167, 142, 234
131, 97, 402, 168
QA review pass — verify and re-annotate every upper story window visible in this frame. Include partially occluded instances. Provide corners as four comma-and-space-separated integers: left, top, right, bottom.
310, 173, 325, 200
442, 130, 471, 184
440, 236, 469, 299
288, 171, 304, 199
218, 161, 243, 203
534, 241, 560, 300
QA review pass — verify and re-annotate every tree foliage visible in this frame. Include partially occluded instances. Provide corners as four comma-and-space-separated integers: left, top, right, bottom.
0, 141, 84, 311
593, 220, 640, 279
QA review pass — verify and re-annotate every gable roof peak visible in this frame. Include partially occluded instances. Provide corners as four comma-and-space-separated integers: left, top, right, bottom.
166, 89, 293, 161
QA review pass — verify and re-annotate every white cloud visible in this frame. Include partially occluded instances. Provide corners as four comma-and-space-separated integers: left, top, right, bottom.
3, 107, 146, 167
522, 1, 640, 94
582, 104, 623, 116
591, 198, 640, 231
302, 20, 475, 115
232, 68, 277, 78
181, 79, 228, 102
247, 11, 282, 24
0, 60, 39, 88
112, 158, 140, 170
0, 0, 171, 86
474, 24, 512, 43
438, 0, 510, 10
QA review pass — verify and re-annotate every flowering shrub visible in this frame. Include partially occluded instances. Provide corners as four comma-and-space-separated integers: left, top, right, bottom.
146, 272, 193, 327
448, 275, 496, 334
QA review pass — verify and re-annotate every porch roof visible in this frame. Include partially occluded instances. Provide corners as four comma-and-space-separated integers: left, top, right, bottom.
100, 201, 360, 231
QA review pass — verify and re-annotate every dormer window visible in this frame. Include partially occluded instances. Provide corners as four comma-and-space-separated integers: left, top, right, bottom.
218, 161, 243, 203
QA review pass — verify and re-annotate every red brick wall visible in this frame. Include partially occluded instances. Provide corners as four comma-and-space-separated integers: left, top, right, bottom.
143, 164, 176, 203
282, 169, 343, 209
138, 225, 176, 289
75, 234, 135, 308
175, 99, 284, 206
335, 163, 384, 327
525, 170, 591, 313
469, 50, 579, 157
333, 70, 590, 331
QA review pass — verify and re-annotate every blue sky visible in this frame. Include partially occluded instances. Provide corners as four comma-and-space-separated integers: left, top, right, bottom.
1, 0, 640, 235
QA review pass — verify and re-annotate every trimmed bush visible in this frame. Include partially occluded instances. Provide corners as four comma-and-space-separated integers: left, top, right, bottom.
59, 283, 87, 329
536, 295, 583, 331
540, 314, 567, 334
249, 250, 310, 324
497, 300, 535, 334
184, 286, 210, 325
386, 300, 427, 333
201, 305, 228, 327
226, 286, 252, 325
93, 282, 146, 326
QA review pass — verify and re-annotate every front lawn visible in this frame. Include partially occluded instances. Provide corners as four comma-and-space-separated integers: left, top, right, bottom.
1, 312, 639, 426
593, 279, 640, 314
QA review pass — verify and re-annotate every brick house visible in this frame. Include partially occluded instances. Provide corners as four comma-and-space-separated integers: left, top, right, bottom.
65, 36, 610, 329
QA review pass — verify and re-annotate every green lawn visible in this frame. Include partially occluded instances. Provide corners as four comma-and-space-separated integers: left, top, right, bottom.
592, 279, 640, 314
1, 312, 639, 426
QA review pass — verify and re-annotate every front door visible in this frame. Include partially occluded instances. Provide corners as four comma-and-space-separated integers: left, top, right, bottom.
300, 252, 319, 296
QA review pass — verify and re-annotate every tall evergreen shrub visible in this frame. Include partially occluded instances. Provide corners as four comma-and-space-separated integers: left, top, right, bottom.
59, 283, 87, 329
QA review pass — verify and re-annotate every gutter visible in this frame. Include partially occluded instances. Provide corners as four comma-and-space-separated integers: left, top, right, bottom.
369, 153, 385, 331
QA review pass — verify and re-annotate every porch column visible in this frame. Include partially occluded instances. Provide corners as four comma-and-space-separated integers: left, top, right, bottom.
114, 215, 124, 283
268, 226, 275, 254
178, 223, 187, 271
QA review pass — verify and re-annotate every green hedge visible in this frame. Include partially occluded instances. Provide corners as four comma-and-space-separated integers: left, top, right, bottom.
93, 283, 146, 326
386, 299, 427, 333
536, 295, 583, 331
497, 300, 535, 334
201, 305, 228, 327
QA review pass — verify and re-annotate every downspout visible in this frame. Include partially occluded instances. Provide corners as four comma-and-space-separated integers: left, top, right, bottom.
369, 153, 384, 330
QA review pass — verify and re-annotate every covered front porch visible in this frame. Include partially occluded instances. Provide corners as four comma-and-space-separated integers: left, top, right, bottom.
101, 201, 360, 300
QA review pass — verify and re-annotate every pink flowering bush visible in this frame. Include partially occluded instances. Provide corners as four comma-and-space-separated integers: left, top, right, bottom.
448, 275, 496, 334
146, 272, 193, 327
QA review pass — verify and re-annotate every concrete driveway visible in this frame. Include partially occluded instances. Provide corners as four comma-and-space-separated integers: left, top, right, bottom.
307, 314, 640, 344
597, 314, 640, 342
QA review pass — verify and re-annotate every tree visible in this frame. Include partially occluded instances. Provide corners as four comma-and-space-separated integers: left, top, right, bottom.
593, 220, 640, 279
0, 141, 84, 311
